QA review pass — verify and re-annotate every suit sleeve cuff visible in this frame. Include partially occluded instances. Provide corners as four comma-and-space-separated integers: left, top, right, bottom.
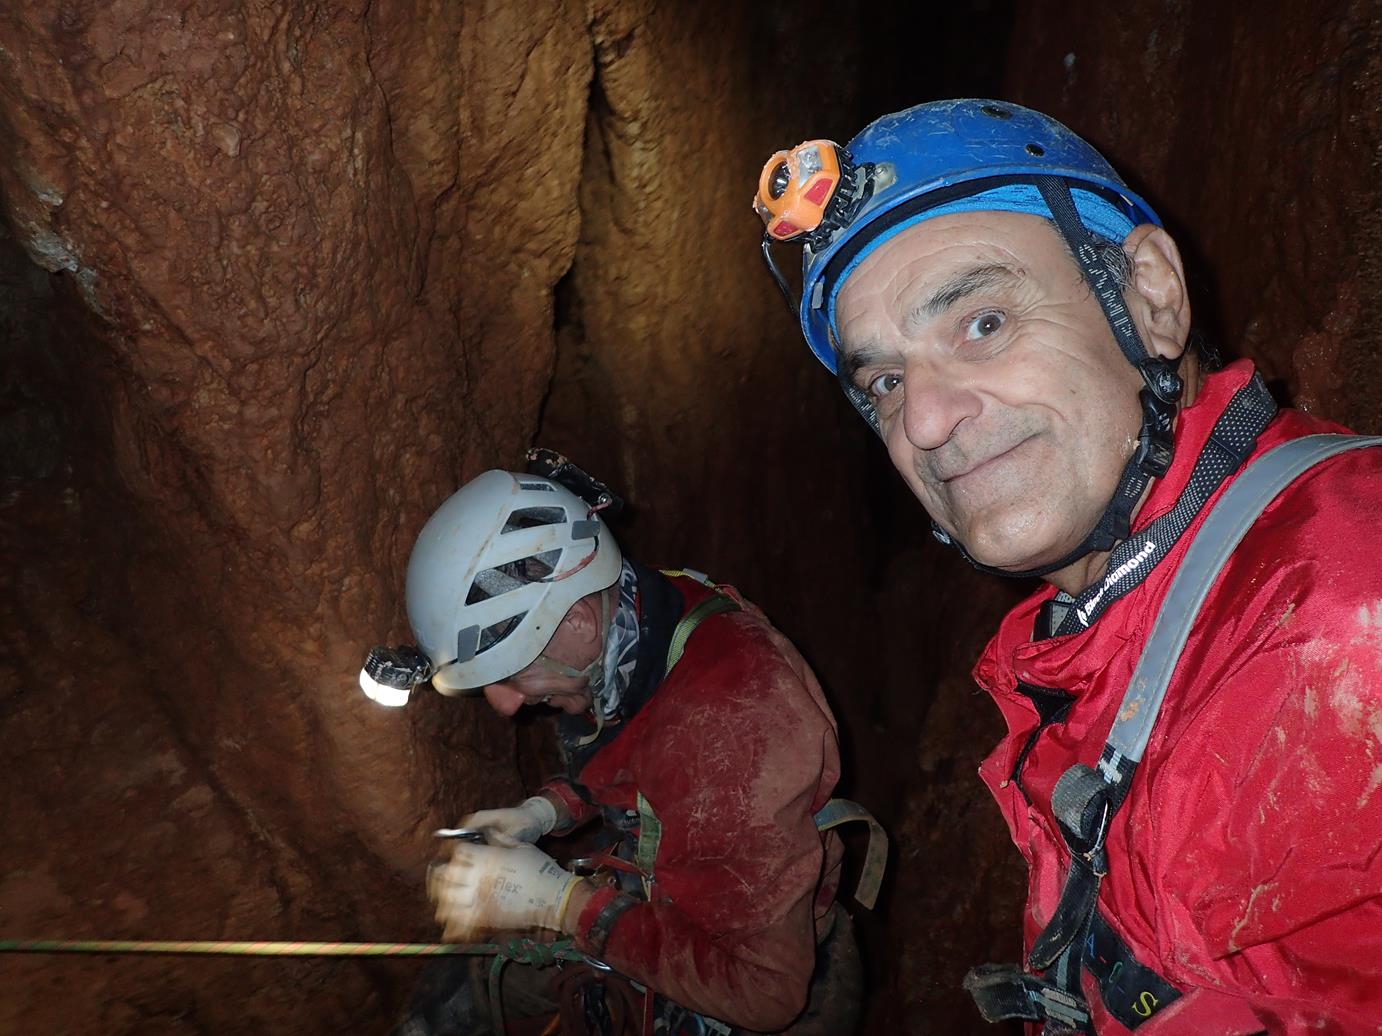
537, 780, 590, 834
572, 885, 640, 958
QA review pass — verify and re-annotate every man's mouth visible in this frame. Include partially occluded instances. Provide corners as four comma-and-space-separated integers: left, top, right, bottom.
933, 435, 1036, 485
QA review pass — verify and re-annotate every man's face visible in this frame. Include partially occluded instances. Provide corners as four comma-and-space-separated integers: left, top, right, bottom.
834, 211, 1145, 572
480, 601, 599, 717
481, 665, 594, 717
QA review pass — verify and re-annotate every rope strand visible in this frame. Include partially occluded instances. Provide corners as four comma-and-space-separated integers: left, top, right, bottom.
0, 937, 581, 960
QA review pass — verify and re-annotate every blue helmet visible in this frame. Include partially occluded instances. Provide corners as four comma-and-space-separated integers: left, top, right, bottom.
756, 99, 1183, 581
772, 99, 1161, 374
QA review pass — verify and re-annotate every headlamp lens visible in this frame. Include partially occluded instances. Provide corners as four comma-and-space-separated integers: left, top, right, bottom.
358, 645, 432, 707
768, 161, 791, 199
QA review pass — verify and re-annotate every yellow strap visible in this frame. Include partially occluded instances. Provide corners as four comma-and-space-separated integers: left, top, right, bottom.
662, 584, 740, 677
813, 798, 889, 910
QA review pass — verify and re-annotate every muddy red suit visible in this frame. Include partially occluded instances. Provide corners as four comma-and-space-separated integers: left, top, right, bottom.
380, 466, 857, 1034
539, 572, 844, 1032
975, 362, 1382, 1034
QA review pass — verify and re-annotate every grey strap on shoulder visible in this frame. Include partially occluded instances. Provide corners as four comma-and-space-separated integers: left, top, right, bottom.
1107, 433, 1382, 771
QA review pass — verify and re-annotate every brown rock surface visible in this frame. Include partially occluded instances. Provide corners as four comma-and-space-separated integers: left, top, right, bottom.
1004, 0, 1382, 431
537, 3, 1026, 1032
0, 2, 589, 1031
2, 1, 1379, 1033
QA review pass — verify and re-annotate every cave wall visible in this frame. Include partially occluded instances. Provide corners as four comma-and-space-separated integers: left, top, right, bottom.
535, 4, 1029, 1032
1004, 0, 1382, 428
0, 2, 591, 1031
2, 1, 1379, 1034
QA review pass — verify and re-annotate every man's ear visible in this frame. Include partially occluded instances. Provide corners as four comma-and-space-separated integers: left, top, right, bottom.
561, 594, 603, 645
1123, 224, 1191, 362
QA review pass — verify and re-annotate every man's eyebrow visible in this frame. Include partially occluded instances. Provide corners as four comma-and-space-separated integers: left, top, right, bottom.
842, 344, 899, 379
838, 263, 1021, 377
903, 263, 1022, 333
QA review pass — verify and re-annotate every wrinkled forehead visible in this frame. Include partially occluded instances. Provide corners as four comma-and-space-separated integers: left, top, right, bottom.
827, 179, 1136, 322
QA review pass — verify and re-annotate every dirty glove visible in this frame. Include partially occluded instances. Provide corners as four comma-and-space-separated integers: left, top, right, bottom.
457, 795, 559, 848
428, 842, 579, 943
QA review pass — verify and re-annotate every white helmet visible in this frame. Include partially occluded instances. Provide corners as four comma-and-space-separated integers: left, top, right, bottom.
404, 470, 623, 693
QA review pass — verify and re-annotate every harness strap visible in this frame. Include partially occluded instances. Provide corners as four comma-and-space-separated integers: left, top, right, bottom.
662, 584, 741, 677
965, 964, 1093, 1031
655, 578, 891, 924
1028, 852, 1104, 973
658, 579, 892, 913
812, 799, 889, 910
1108, 431, 1382, 765
632, 791, 661, 897
1045, 375, 1278, 636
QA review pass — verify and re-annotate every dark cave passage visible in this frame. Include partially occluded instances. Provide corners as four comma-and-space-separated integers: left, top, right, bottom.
2, 2, 1379, 1034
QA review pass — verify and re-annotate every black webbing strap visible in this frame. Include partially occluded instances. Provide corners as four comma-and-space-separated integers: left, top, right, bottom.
1035, 178, 1158, 377
1040, 374, 1278, 637
965, 964, 1092, 1031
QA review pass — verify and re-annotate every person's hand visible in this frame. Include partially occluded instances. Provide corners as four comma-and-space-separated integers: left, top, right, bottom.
457, 796, 558, 847
428, 842, 579, 942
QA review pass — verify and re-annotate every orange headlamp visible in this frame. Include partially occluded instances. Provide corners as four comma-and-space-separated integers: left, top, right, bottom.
754, 140, 846, 243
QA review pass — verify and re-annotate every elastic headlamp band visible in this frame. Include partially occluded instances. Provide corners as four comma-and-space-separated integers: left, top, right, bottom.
823, 182, 1139, 343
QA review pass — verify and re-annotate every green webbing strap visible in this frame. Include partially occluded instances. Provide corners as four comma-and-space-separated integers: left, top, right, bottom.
813, 799, 889, 910
663, 585, 741, 677
634, 790, 663, 890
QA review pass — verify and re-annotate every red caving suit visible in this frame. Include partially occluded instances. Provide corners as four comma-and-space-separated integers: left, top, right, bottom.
542, 574, 844, 1033
976, 361, 1382, 1034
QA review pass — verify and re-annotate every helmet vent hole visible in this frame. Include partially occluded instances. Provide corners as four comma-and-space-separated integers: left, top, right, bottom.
518, 481, 555, 492
478, 613, 525, 653
980, 104, 1012, 119
502, 506, 566, 532
1025, 143, 1046, 156
466, 552, 560, 603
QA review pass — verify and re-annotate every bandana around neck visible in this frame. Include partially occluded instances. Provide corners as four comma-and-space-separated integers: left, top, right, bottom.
595, 559, 640, 718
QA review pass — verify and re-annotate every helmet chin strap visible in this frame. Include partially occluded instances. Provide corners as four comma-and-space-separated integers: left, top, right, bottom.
532, 587, 615, 746
929, 177, 1184, 582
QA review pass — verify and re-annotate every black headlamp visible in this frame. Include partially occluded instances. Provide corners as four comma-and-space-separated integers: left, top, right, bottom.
358, 644, 433, 707
526, 448, 624, 513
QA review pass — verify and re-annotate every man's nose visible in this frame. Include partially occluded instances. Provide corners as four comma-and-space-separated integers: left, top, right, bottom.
899, 365, 981, 452
482, 682, 526, 717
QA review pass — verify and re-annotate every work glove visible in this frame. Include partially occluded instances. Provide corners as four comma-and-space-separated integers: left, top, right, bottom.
428, 842, 579, 943
457, 795, 558, 848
